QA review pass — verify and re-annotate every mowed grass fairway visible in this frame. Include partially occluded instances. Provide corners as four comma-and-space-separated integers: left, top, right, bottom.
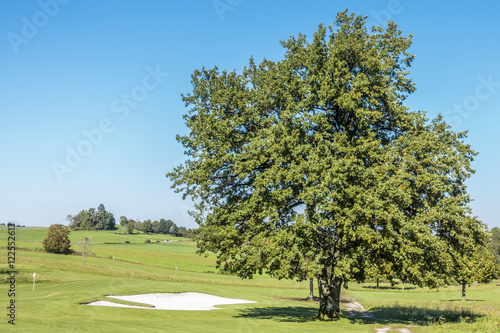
1, 226, 499, 332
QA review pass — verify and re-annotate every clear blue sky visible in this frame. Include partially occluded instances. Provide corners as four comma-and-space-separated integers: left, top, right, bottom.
1, 0, 499, 229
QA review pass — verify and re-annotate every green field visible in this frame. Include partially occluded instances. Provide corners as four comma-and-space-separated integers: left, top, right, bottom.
1, 226, 499, 332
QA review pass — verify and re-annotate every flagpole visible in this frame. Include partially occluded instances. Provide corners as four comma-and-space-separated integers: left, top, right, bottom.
33, 272, 36, 291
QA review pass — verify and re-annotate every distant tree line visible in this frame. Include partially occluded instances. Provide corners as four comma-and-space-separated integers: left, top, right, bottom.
0, 223, 26, 227
68, 204, 116, 230
65, 204, 194, 237
119, 216, 194, 238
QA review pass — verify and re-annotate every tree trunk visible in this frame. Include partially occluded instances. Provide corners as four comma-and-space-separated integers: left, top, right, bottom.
461, 280, 466, 301
83, 253, 86, 266
309, 278, 314, 300
316, 274, 343, 319
317, 276, 323, 300
376, 277, 379, 290
402, 281, 405, 291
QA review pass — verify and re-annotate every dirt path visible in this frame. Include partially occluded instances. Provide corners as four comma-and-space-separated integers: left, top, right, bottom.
342, 297, 412, 333
374, 328, 412, 333
343, 299, 377, 320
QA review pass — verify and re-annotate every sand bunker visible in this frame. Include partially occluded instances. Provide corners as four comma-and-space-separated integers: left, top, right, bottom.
87, 292, 257, 311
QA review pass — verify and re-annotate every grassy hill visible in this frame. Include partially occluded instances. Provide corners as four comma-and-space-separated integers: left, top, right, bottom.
1, 226, 499, 332
0, 225, 184, 246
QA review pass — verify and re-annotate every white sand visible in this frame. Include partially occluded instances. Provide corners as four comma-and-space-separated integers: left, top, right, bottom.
87, 292, 257, 311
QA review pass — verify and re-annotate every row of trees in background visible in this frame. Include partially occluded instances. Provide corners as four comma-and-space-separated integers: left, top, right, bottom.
65, 203, 194, 238
119, 216, 194, 238
360, 227, 500, 300
68, 204, 116, 230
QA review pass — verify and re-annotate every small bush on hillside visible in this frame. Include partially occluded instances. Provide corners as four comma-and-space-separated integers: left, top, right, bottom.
43, 224, 72, 254
145, 239, 150, 243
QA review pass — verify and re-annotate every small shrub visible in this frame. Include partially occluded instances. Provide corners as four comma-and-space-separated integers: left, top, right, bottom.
43, 224, 71, 254
125, 241, 130, 244
145, 239, 150, 243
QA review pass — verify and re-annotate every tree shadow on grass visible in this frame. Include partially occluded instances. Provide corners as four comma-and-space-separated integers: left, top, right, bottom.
361, 285, 417, 290
444, 299, 486, 303
235, 301, 485, 326
235, 306, 319, 323
361, 303, 485, 326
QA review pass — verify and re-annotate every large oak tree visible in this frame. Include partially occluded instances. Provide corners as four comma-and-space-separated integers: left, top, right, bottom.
167, 11, 487, 319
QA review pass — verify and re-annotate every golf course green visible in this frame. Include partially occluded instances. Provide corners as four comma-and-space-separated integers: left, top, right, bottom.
1, 226, 499, 332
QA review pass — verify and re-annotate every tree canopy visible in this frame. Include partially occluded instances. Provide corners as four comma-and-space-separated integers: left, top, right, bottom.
156, 219, 175, 234
487, 227, 500, 277
488, 227, 500, 260
142, 220, 153, 234
43, 224, 71, 254
167, 10, 488, 319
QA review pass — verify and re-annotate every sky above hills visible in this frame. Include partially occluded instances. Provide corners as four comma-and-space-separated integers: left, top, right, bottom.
1, 0, 499, 229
